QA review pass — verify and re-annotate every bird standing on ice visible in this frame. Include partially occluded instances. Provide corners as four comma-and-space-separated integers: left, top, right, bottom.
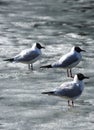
42, 73, 89, 107
40, 46, 85, 77
4, 43, 45, 70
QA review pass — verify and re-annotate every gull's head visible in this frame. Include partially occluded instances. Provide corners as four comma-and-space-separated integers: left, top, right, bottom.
36, 43, 45, 49
74, 73, 89, 82
72, 46, 85, 53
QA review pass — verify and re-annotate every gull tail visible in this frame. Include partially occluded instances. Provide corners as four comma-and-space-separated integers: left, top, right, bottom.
40, 64, 52, 68
42, 91, 55, 95
3, 58, 14, 62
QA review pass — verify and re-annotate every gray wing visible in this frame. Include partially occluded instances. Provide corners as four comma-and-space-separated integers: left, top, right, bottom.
58, 53, 79, 68
55, 83, 82, 99
14, 50, 40, 62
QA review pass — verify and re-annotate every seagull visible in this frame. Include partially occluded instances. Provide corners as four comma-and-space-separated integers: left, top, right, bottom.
42, 73, 89, 107
40, 46, 85, 77
4, 43, 45, 70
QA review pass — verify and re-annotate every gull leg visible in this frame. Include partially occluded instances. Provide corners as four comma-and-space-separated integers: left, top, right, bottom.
30, 64, 33, 70
28, 64, 33, 70
28, 64, 31, 70
68, 100, 74, 107
72, 100, 74, 107
67, 69, 70, 77
70, 69, 74, 78
68, 100, 71, 106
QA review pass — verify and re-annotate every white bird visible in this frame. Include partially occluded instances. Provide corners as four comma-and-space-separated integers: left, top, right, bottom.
42, 73, 89, 107
40, 46, 85, 77
4, 43, 45, 70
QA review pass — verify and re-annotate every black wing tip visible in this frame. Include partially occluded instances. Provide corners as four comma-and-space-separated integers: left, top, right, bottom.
40, 64, 52, 68
3, 58, 14, 62
42, 91, 54, 95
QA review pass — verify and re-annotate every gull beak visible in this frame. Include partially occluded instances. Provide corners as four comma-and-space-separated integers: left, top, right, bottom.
81, 49, 86, 52
84, 76, 89, 79
41, 46, 45, 49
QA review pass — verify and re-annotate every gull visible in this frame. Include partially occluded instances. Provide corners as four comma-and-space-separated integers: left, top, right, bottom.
4, 43, 45, 70
40, 46, 85, 77
42, 73, 89, 107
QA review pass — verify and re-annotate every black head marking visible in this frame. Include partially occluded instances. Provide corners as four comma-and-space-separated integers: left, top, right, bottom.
75, 46, 85, 53
36, 43, 45, 49
77, 73, 89, 80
